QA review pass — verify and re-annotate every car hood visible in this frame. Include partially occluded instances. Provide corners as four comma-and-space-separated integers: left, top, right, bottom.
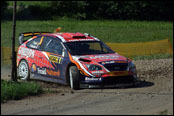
72, 53, 128, 63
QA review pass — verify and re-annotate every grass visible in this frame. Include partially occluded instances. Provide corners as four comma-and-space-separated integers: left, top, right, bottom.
1, 19, 173, 47
1, 79, 43, 103
159, 109, 168, 115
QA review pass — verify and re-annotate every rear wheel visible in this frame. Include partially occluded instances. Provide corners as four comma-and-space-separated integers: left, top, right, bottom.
18, 60, 30, 81
69, 66, 80, 90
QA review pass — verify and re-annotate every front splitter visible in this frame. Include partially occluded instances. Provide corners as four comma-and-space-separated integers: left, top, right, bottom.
80, 80, 140, 89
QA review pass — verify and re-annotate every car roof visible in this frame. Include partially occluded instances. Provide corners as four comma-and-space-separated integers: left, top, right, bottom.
41, 32, 100, 43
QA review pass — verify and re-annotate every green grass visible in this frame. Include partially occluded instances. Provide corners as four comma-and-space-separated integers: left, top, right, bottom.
1, 20, 173, 47
159, 109, 168, 115
1, 79, 43, 103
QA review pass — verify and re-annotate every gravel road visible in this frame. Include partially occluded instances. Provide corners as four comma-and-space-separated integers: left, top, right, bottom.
1, 58, 173, 115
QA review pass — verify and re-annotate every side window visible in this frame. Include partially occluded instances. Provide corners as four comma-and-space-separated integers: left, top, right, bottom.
26, 36, 42, 49
42, 36, 63, 55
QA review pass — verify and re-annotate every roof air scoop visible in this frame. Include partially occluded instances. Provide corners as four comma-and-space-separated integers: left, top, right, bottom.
62, 33, 86, 39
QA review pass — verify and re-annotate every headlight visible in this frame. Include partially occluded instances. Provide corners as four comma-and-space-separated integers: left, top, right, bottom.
128, 61, 136, 72
85, 64, 102, 71
128, 61, 135, 68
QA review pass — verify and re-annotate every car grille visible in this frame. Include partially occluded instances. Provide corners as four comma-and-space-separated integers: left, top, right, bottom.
103, 63, 128, 71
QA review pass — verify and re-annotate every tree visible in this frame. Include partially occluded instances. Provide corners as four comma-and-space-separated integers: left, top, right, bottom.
1, 1, 8, 20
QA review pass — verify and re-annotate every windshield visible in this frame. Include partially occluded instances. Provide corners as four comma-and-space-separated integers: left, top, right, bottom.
64, 41, 115, 55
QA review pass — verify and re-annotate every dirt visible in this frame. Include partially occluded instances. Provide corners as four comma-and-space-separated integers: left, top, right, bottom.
1, 58, 173, 115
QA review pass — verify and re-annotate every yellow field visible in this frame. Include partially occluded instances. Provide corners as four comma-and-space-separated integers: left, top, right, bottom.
1, 39, 173, 65
107, 39, 173, 57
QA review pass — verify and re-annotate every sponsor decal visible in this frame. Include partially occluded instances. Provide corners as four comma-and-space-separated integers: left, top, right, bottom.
101, 60, 127, 64
31, 63, 37, 72
47, 69, 60, 77
85, 77, 102, 81
89, 55, 119, 60
68, 39, 94, 42
18, 47, 35, 58
102, 61, 115, 64
115, 60, 127, 63
91, 71, 104, 75
37, 67, 47, 75
32, 64, 60, 77
49, 55, 63, 64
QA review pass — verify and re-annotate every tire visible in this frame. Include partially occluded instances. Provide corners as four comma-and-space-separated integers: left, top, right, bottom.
69, 66, 80, 90
18, 60, 30, 81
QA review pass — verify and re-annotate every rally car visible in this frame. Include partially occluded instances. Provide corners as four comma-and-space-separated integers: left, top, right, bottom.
17, 32, 139, 90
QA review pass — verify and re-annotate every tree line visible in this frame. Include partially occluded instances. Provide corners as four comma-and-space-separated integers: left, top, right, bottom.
1, 1, 173, 21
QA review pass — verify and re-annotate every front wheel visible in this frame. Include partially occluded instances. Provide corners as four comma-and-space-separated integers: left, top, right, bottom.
18, 60, 30, 81
69, 66, 80, 90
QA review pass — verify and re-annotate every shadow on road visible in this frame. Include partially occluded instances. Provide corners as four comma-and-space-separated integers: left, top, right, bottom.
78, 80, 155, 90
133, 80, 154, 88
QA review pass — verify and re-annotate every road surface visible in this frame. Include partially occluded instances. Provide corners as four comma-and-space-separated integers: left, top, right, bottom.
1, 58, 173, 115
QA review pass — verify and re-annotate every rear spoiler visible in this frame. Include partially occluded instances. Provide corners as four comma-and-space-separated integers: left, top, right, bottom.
18, 32, 51, 45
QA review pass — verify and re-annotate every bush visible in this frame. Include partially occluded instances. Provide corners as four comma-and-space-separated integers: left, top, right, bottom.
1, 79, 43, 103
1, 1, 9, 20
2, 1, 173, 21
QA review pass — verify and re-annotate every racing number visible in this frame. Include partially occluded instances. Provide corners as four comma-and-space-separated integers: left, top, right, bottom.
49, 55, 63, 64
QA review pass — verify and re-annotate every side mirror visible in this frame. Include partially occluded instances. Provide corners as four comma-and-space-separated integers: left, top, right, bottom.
62, 49, 68, 57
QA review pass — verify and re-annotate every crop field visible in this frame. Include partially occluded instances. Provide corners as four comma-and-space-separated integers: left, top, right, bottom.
1, 19, 173, 47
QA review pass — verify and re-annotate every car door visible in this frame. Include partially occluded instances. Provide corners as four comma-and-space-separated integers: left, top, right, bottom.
40, 36, 70, 83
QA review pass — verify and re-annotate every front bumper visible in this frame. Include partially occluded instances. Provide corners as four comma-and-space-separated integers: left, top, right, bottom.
80, 83, 136, 89
80, 75, 139, 89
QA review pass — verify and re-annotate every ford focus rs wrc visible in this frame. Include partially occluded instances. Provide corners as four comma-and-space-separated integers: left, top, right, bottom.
17, 32, 139, 90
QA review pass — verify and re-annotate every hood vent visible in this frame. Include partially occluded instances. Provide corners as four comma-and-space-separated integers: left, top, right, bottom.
79, 58, 91, 62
